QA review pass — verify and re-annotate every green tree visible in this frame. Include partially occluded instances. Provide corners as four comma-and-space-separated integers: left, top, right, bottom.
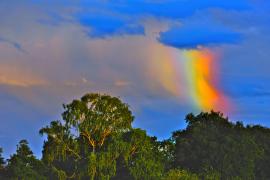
0, 147, 8, 180
110, 128, 164, 180
5, 139, 47, 180
242, 123, 270, 179
171, 110, 263, 180
40, 121, 77, 179
150, 136, 175, 174
39, 92, 164, 179
0, 147, 5, 166
158, 165, 222, 180
159, 167, 201, 180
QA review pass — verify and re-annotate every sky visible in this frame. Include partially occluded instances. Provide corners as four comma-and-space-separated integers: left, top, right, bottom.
1, 0, 270, 160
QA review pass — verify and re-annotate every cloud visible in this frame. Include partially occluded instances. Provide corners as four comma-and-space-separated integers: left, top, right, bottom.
157, 19, 243, 49
105, 0, 251, 19
0, 76, 28, 87
210, 4, 270, 36
74, 10, 145, 39
69, 0, 249, 40
36, 9, 74, 26
32, 0, 251, 40
0, 36, 26, 52
79, 77, 93, 85
0, 76, 49, 87
115, 81, 131, 86
63, 81, 77, 86
0, 135, 5, 138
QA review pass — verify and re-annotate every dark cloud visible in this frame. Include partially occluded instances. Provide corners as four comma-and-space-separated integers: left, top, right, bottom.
73, 0, 250, 39
72, 8, 146, 39
75, 11, 145, 38
82, 24, 145, 39
157, 19, 242, 49
105, 0, 252, 19
0, 37, 25, 52
33, 0, 251, 40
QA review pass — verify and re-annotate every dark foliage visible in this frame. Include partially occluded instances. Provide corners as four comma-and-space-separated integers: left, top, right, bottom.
2, 93, 270, 180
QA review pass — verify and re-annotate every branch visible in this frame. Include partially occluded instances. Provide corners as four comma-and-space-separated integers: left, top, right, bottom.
53, 167, 76, 179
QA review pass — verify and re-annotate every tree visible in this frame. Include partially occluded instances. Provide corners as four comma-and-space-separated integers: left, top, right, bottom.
150, 136, 175, 174
158, 165, 222, 180
40, 121, 77, 179
243, 123, 270, 179
0, 147, 5, 166
5, 139, 47, 180
159, 167, 200, 180
0, 147, 8, 180
39, 92, 164, 179
110, 128, 165, 180
171, 110, 263, 180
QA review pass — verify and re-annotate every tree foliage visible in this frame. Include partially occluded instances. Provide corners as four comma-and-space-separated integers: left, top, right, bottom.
150, 136, 175, 173
159, 167, 200, 180
0, 147, 8, 180
238, 123, 270, 179
171, 110, 264, 180
0, 147, 5, 166
3, 92, 270, 180
39, 92, 164, 179
4, 139, 46, 180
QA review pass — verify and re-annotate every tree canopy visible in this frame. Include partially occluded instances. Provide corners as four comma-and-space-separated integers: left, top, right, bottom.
171, 110, 265, 180
38, 92, 164, 179
2, 92, 270, 180
0, 147, 5, 167
4, 139, 46, 180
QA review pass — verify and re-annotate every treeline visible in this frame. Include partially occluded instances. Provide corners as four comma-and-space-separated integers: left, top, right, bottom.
0, 92, 270, 180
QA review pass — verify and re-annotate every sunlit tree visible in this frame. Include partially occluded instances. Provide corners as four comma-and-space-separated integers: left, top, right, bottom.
40, 92, 164, 179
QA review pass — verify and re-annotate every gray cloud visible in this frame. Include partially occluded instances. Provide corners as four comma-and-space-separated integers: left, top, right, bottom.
0, 37, 26, 52
157, 19, 242, 49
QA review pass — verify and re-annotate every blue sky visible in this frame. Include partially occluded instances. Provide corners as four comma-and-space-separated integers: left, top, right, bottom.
1, 0, 270, 160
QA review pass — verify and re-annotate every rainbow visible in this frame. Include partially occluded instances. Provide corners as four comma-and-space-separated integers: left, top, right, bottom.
146, 45, 232, 114
172, 47, 232, 113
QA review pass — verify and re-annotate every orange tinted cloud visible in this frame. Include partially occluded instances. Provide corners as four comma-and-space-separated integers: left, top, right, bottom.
0, 76, 47, 87
0, 63, 49, 87
80, 77, 93, 85
0, 76, 28, 87
115, 81, 131, 86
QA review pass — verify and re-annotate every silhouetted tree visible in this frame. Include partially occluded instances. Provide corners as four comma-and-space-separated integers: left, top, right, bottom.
5, 139, 47, 180
171, 110, 264, 180
0, 147, 8, 180
0, 147, 5, 166
243, 123, 270, 179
